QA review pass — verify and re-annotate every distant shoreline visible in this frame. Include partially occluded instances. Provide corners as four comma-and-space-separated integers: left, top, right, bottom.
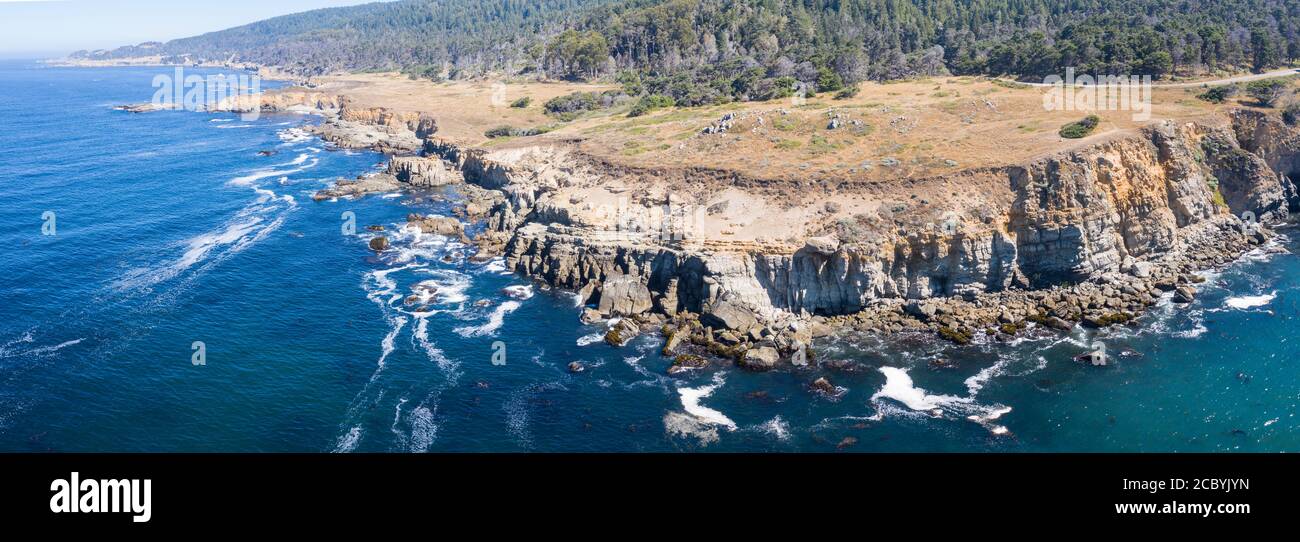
43, 56, 301, 83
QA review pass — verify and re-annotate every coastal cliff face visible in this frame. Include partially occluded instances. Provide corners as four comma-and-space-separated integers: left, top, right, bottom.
304, 96, 1296, 366
411, 117, 1294, 363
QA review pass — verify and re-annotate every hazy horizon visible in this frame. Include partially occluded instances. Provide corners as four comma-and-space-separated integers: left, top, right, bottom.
0, 0, 383, 57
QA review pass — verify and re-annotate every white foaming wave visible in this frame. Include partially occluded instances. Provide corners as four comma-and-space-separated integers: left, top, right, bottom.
663, 411, 721, 445
280, 153, 309, 166
332, 426, 362, 453
0, 330, 35, 359
964, 355, 1014, 396
363, 264, 422, 305
214, 124, 257, 129
338, 314, 407, 433
453, 301, 521, 338
179, 219, 262, 269
113, 151, 304, 294
376, 316, 407, 371
873, 367, 964, 411
502, 284, 534, 300
677, 373, 737, 430
407, 405, 438, 452
390, 397, 410, 440
413, 317, 459, 383
966, 406, 1013, 436
758, 416, 791, 441
277, 127, 312, 143
478, 257, 510, 275
414, 269, 471, 306
1225, 291, 1276, 310
1172, 309, 1209, 338
871, 366, 1012, 436
576, 333, 603, 346
23, 338, 84, 357
228, 157, 318, 187
209, 118, 234, 123
388, 228, 459, 265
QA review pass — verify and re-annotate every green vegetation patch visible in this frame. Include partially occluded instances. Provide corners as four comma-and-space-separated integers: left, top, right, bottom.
1059, 115, 1101, 139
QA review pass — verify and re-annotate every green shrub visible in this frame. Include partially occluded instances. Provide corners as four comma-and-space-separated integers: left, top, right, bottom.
834, 85, 860, 100
1059, 115, 1102, 139
627, 94, 675, 117
616, 70, 643, 96
816, 66, 844, 92
1197, 84, 1238, 103
484, 125, 551, 138
509, 97, 531, 108
1246, 79, 1289, 107
543, 90, 628, 119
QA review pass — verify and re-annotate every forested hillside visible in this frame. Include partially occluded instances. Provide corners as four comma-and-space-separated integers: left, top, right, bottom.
75, 0, 1300, 102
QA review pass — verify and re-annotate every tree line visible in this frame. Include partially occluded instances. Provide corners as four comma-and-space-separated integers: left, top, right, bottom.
75, 0, 1300, 105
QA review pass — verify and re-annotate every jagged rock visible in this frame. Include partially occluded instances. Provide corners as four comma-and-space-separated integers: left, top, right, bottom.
577, 281, 600, 306
313, 173, 402, 201
407, 214, 464, 237
579, 308, 603, 324
368, 236, 389, 251
905, 300, 938, 320
1044, 316, 1073, 330
1173, 285, 1197, 304
605, 318, 640, 347
740, 346, 780, 371
702, 298, 760, 333
667, 354, 708, 375
414, 114, 438, 139
388, 156, 457, 186
811, 377, 837, 395
662, 332, 684, 355
803, 236, 840, 256
567, 361, 585, 373
597, 275, 652, 317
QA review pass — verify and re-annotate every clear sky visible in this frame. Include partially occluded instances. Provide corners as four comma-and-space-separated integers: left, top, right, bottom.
0, 0, 380, 57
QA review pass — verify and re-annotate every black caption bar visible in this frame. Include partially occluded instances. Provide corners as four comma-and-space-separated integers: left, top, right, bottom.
0, 454, 1290, 529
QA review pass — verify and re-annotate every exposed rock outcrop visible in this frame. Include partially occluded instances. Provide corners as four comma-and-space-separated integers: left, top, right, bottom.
312, 173, 402, 201
387, 156, 459, 186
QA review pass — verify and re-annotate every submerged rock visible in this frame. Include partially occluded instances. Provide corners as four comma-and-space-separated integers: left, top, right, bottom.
667, 354, 708, 375
811, 377, 837, 395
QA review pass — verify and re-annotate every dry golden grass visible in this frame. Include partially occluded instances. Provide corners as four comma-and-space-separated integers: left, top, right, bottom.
313, 72, 1294, 183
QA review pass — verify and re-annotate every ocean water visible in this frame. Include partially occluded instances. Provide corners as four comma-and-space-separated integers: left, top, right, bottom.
0, 61, 1295, 452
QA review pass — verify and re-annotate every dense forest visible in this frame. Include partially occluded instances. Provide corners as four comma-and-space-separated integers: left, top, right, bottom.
75, 0, 1300, 104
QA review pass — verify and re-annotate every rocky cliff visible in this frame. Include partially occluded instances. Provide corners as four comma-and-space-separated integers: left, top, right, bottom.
305, 93, 1296, 369
409, 116, 1296, 368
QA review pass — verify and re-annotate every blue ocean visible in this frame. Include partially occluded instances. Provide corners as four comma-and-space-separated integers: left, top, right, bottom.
0, 61, 1294, 452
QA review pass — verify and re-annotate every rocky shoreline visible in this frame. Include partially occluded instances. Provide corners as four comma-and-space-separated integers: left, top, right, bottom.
203, 85, 1300, 374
